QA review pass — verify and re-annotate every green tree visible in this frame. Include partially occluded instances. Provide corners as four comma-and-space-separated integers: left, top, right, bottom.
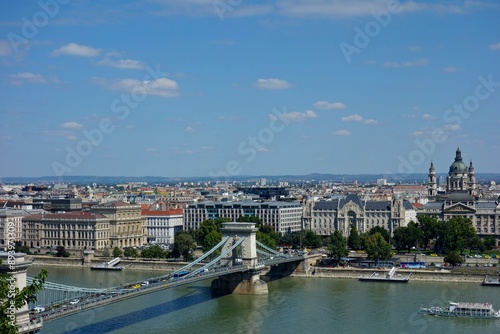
364, 232, 392, 262
483, 237, 496, 251
112, 247, 122, 257
303, 230, 322, 248
0, 260, 47, 333
347, 226, 361, 250
417, 215, 440, 250
444, 251, 463, 266
327, 231, 348, 265
468, 235, 485, 254
368, 226, 390, 243
392, 222, 423, 253
55, 246, 69, 257
141, 245, 166, 259
173, 232, 196, 261
197, 220, 222, 252
123, 247, 139, 258
435, 217, 476, 255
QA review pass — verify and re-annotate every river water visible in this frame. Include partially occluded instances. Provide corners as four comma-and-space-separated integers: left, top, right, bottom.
28, 265, 500, 334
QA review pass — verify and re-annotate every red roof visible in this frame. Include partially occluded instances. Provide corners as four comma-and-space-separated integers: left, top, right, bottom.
142, 208, 183, 216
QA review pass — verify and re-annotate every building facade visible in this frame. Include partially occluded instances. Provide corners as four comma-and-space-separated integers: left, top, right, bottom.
142, 208, 183, 245
184, 200, 303, 235
91, 201, 146, 249
307, 194, 415, 237
22, 212, 110, 250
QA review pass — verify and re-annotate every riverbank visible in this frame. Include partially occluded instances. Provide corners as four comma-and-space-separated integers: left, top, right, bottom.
29, 255, 192, 272
293, 266, 498, 283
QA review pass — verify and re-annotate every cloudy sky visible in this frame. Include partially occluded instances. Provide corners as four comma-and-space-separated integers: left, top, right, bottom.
1, 0, 499, 178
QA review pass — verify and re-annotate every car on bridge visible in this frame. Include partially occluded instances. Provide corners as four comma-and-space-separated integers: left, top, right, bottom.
32, 306, 45, 313
70, 299, 80, 305
131, 284, 141, 289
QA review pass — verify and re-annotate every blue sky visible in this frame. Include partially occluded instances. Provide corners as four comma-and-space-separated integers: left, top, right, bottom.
1, 0, 499, 178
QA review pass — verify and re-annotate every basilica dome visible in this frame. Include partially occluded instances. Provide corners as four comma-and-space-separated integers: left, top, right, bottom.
449, 148, 468, 174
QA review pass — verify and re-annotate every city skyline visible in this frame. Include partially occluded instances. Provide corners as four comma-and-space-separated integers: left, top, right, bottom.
1, 1, 499, 178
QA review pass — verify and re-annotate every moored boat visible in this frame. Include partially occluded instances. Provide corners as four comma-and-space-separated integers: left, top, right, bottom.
359, 266, 411, 283
420, 301, 500, 318
481, 275, 500, 286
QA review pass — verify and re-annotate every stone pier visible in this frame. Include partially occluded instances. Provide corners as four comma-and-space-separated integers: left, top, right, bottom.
211, 222, 268, 295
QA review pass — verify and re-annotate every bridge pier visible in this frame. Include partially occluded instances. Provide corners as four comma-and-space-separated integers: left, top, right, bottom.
211, 270, 268, 295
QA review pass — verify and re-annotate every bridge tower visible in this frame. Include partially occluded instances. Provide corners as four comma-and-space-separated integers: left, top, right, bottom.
211, 222, 268, 295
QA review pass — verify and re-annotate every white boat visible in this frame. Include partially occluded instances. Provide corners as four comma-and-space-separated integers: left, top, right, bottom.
420, 301, 500, 318
359, 267, 411, 283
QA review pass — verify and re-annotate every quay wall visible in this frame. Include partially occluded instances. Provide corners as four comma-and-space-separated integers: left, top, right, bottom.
298, 267, 488, 283
29, 255, 193, 271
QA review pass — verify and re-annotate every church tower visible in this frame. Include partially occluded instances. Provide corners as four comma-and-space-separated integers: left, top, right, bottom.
446, 147, 470, 194
427, 161, 437, 196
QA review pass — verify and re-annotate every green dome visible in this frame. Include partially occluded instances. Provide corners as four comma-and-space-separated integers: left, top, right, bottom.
449, 160, 468, 173
449, 148, 468, 174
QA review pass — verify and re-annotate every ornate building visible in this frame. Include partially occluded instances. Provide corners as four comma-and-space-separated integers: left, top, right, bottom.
421, 148, 499, 245
305, 194, 416, 237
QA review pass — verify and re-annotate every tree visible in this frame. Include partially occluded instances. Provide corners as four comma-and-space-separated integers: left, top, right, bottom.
364, 232, 392, 262
0, 260, 47, 333
444, 252, 463, 266
483, 237, 496, 251
417, 215, 440, 250
124, 247, 139, 258
392, 222, 423, 253
173, 232, 196, 261
197, 220, 222, 252
55, 246, 69, 257
141, 245, 167, 259
327, 231, 348, 266
347, 226, 361, 250
435, 217, 476, 255
368, 226, 390, 243
112, 247, 123, 257
468, 235, 485, 254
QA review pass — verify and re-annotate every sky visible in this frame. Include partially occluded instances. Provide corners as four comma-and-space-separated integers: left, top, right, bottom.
1, 0, 499, 179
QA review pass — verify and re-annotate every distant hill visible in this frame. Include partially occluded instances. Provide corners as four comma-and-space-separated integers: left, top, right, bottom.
1, 173, 499, 185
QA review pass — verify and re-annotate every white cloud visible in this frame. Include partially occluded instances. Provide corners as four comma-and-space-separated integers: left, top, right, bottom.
201, 146, 214, 151
0, 40, 12, 56
406, 45, 422, 52
383, 58, 429, 68
92, 76, 179, 98
422, 114, 435, 121
489, 42, 500, 50
60, 122, 84, 129
341, 114, 377, 125
410, 131, 424, 137
314, 100, 345, 110
444, 124, 462, 131
97, 58, 146, 69
185, 126, 195, 133
255, 78, 291, 90
443, 66, 459, 73
332, 129, 351, 136
9, 72, 46, 84
52, 43, 101, 57
269, 110, 317, 122
146, 147, 157, 152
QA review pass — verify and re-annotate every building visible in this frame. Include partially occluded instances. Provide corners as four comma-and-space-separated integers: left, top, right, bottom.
91, 201, 146, 249
184, 200, 303, 235
22, 211, 110, 250
142, 207, 183, 245
421, 148, 499, 245
0, 209, 24, 250
306, 194, 415, 237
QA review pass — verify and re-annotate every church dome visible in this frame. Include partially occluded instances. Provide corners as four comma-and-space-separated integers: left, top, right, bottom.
449, 148, 468, 174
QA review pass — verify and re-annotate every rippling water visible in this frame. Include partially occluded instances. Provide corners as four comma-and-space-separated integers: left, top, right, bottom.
29, 266, 500, 334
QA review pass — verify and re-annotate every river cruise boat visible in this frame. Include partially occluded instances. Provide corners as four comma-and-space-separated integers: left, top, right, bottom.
481, 275, 500, 286
420, 302, 500, 318
359, 267, 411, 283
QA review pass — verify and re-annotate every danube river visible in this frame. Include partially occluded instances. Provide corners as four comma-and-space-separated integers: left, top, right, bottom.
29, 265, 500, 334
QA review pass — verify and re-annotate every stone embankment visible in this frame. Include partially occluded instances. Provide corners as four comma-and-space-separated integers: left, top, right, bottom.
294, 266, 496, 283
29, 255, 191, 271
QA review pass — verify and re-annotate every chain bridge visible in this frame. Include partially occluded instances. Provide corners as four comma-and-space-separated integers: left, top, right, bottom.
26, 222, 318, 323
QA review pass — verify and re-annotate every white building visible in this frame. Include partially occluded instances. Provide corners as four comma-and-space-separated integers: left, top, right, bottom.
142, 208, 183, 245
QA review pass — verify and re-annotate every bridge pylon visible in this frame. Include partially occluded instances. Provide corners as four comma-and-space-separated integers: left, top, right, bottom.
211, 222, 268, 295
